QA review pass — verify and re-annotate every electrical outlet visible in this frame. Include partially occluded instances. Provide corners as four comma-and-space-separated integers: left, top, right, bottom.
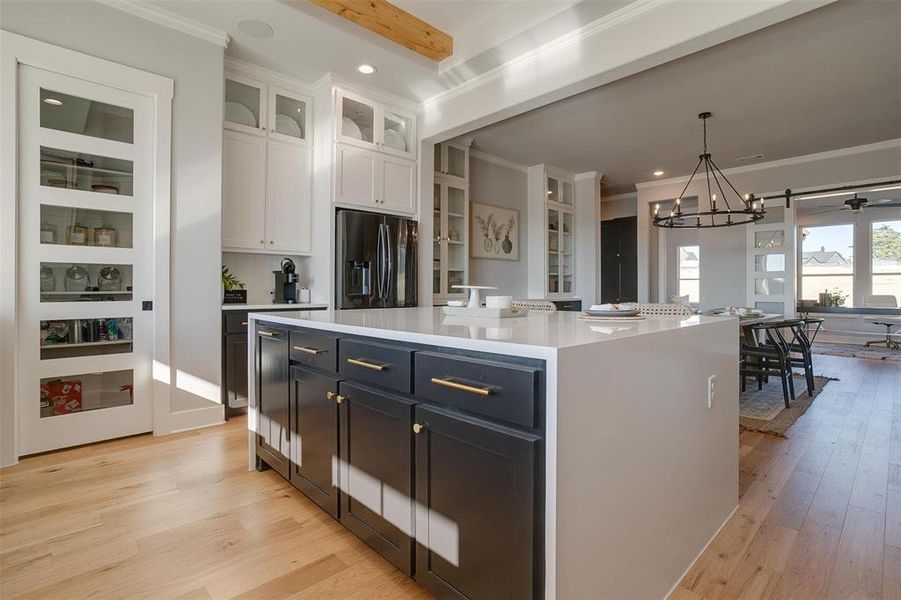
707, 375, 716, 408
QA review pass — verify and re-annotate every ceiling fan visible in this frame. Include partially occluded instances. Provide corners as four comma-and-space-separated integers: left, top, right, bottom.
809, 193, 901, 215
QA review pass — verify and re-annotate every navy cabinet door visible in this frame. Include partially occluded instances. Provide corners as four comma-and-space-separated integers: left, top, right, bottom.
338, 381, 415, 575
255, 328, 290, 478
414, 404, 540, 600
290, 367, 341, 518
225, 333, 248, 408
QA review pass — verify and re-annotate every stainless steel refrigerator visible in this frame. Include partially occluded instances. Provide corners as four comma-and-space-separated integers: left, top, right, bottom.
336, 209, 418, 309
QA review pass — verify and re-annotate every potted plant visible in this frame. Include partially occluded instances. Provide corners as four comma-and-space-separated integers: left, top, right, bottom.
222, 265, 246, 304
824, 288, 848, 308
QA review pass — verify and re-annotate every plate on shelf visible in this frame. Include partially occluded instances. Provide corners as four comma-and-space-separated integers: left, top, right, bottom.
275, 114, 303, 138
341, 117, 363, 140
225, 102, 256, 127
384, 128, 407, 152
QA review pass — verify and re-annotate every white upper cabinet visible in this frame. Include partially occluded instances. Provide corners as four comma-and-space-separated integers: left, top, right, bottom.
266, 140, 312, 254
222, 67, 313, 254
336, 144, 415, 214
336, 89, 416, 161
225, 74, 311, 146
434, 141, 468, 184
222, 130, 267, 251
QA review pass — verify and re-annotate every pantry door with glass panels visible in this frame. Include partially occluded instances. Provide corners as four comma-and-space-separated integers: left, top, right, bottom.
17, 65, 154, 454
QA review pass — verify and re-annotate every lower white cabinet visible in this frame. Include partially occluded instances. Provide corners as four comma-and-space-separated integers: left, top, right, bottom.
222, 130, 312, 254
336, 143, 415, 214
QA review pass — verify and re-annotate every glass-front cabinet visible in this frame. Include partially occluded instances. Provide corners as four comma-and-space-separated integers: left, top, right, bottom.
336, 89, 416, 160
545, 172, 576, 298
433, 180, 469, 301
17, 64, 156, 454
225, 73, 310, 145
434, 141, 468, 184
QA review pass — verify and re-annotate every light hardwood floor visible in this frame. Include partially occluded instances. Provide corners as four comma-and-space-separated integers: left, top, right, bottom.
0, 355, 897, 599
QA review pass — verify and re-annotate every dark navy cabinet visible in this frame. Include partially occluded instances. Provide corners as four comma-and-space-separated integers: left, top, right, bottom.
413, 404, 540, 600
289, 367, 341, 518
253, 323, 545, 599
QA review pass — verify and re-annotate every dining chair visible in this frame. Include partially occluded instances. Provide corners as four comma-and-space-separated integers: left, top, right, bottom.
638, 303, 693, 317
740, 320, 801, 408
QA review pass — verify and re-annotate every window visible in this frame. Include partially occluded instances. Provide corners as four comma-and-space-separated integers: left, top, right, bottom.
678, 245, 700, 304
872, 219, 901, 306
800, 224, 854, 307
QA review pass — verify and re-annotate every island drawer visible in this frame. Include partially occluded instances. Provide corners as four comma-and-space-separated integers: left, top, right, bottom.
339, 339, 412, 393
289, 329, 338, 372
414, 352, 539, 429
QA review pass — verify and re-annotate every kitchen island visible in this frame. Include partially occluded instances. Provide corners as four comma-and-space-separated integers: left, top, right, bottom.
247, 307, 738, 599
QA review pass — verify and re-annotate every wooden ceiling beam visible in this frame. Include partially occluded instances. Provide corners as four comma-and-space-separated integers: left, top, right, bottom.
308, 0, 453, 62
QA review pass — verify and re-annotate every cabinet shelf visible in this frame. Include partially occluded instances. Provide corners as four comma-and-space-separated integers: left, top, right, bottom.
42, 339, 132, 350
41, 160, 132, 177
41, 290, 132, 297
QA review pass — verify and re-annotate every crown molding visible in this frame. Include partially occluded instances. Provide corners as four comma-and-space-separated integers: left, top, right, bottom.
574, 171, 601, 181
635, 138, 901, 190
225, 57, 315, 94
470, 149, 528, 173
97, 0, 230, 47
602, 192, 638, 202
423, 0, 674, 109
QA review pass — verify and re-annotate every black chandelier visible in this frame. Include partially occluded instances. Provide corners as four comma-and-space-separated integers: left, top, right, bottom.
652, 112, 765, 229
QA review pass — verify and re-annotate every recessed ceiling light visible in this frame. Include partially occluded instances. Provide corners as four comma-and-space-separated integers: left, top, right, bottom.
357, 64, 377, 75
653, 170, 664, 177
238, 19, 274, 39
43, 98, 63, 106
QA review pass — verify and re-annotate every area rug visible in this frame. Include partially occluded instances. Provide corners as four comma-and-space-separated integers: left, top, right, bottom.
739, 374, 834, 436
811, 342, 900, 361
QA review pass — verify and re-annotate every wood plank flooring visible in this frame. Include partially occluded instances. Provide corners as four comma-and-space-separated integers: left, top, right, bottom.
0, 355, 897, 599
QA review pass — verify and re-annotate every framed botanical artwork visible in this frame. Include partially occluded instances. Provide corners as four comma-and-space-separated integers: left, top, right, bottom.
471, 202, 519, 261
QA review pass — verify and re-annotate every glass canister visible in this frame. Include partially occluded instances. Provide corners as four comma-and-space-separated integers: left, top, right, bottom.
67, 223, 88, 246
40, 266, 56, 292
64, 265, 90, 291
93, 224, 117, 247
40, 222, 57, 244
98, 266, 122, 291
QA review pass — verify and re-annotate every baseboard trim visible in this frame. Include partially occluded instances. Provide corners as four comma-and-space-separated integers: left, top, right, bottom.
155, 404, 224, 436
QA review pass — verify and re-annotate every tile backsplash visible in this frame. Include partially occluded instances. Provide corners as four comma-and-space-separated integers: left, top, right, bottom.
222, 253, 311, 305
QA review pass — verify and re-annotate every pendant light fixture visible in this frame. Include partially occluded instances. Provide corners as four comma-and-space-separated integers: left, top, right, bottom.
652, 112, 765, 228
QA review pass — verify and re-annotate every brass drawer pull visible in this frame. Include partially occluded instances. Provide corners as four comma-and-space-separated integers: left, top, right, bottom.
258, 330, 279, 337
327, 391, 345, 404
430, 377, 492, 397
412, 423, 424, 434
293, 345, 324, 355
346, 358, 386, 371
240, 321, 248, 326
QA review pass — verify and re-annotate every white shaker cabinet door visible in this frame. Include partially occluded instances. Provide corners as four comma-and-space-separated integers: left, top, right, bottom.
222, 130, 267, 250
336, 144, 377, 207
266, 140, 312, 254
381, 157, 416, 214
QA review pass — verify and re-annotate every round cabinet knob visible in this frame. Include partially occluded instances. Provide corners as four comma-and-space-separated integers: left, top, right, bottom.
326, 391, 336, 400
260, 240, 265, 245
412, 423, 424, 434
269, 241, 274, 245
335, 394, 346, 405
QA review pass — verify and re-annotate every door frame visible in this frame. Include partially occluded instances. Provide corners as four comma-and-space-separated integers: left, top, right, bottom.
0, 31, 173, 466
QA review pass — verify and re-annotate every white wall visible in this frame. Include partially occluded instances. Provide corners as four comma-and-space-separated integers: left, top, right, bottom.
1, 2, 225, 422
468, 154, 529, 297
601, 194, 637, 221
637, 141, 901, 307
222, 254, 312, 305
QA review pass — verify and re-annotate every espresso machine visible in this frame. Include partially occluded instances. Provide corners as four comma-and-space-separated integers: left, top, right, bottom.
273, 258, 299, 304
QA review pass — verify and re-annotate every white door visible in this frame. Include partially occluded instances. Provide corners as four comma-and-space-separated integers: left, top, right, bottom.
266, 140, 312, 254
336, 144, 377, 207
222, 130, 267, 251
18, 65, 155, 454
746, 205, 796, 317
381, 156, 416, 214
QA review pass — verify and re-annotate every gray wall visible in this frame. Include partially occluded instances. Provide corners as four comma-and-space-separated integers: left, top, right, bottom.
469, 156, 529, 297
2, 1, 225, 413
601, 195, 637, 221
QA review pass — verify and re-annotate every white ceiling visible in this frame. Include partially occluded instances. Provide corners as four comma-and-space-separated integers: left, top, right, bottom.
147, 0, 618, 101
463, 0, 901, 195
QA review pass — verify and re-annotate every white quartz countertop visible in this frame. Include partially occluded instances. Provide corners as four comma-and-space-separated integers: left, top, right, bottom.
222, 303, 329, 311
248, 306, 732, 356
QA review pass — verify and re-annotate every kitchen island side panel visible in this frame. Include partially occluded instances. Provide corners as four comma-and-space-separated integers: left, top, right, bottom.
553, 318, 738, 599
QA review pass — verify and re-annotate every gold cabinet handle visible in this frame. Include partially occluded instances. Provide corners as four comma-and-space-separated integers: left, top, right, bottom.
240, 321, 249, 326
336, 395, 345, 404
430, 377, 491, 397
412, 423, 424, 434
326, 391, 337, 400
259, 330, 279, 337
346, 358, 386, 371
293, 345, 324, 355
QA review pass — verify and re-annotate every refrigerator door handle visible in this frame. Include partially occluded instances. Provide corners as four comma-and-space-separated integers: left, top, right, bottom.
385, 224, 394, 302
376, 223, 385, 301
